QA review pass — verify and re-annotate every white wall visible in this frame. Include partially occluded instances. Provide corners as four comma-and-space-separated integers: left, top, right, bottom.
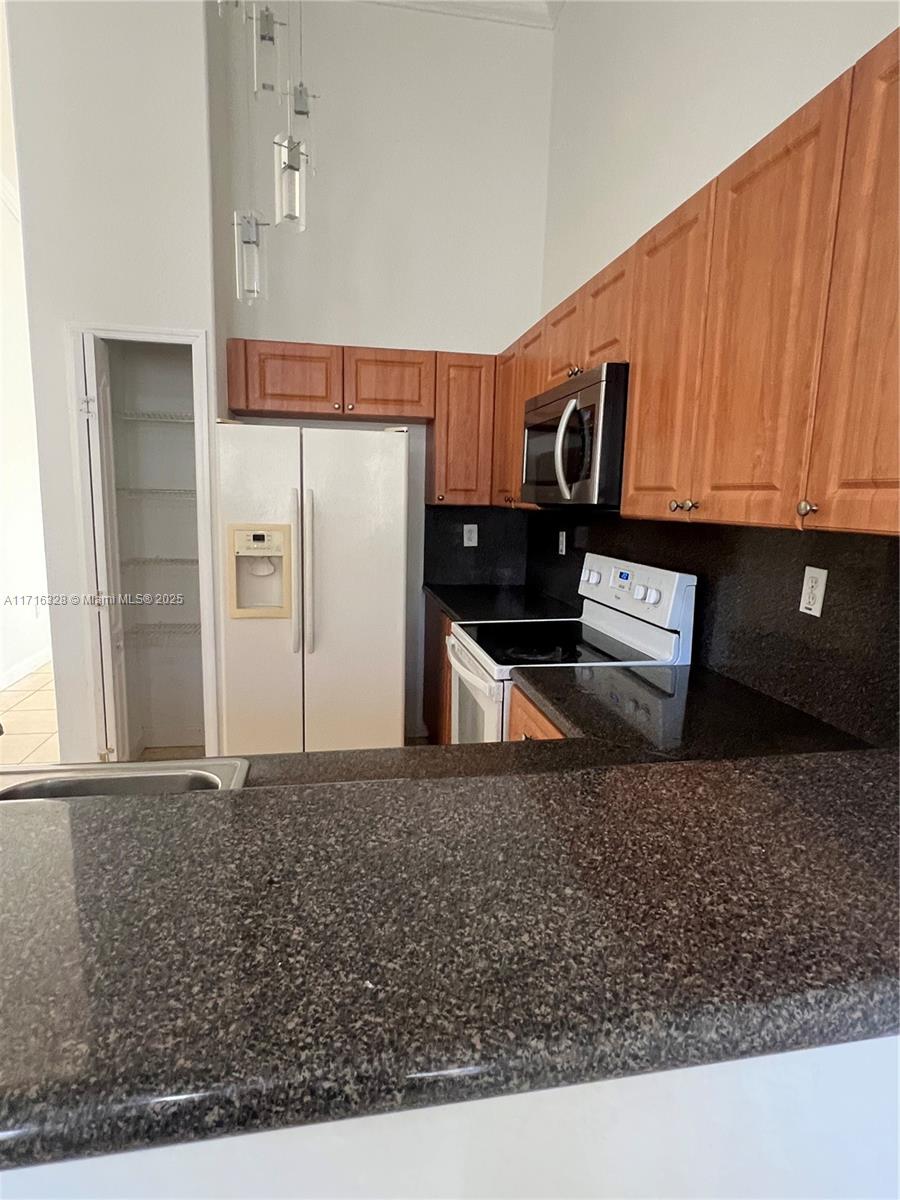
6, 0, 216, 759
207, 1, 553, 359
541, 1, 899, 309
0, 2, 50, 690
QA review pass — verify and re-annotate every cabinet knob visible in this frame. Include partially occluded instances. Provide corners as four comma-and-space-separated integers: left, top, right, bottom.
683, 498, 700, 511
332, 402, 340, 410
668, 500, 684, 512
796, 499, 819, 516
437, 494, 444, 502
346, 403, 355, 411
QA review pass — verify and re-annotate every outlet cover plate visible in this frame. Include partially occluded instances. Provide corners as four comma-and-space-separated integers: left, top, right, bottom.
800, 566, 828, 617
463, 524, 478, 548
558, 531, 566, 555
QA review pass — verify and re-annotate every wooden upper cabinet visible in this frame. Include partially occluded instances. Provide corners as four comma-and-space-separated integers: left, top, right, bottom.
803, 32, 899, 536
231, 340, 343, 415
519, 319, 548, 406
427, 353, 496, 505
620, 184, 716, 521
545, 292, 583, 388
491, 339, 523, 506
343, 347, 436, 419
692, 73, 852, 528
578, 248, 634, 370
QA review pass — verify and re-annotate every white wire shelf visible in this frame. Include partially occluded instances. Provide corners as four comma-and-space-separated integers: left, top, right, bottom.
116, 487, 197, 499
121, 557, 199, 567
114, 410, 194, 425
126, 622, 201, 642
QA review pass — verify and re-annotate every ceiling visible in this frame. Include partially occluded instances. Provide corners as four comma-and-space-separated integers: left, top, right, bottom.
372, 2, 565, 30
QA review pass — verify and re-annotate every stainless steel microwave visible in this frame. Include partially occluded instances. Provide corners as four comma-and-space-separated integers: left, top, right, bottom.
521, 363, 629, 506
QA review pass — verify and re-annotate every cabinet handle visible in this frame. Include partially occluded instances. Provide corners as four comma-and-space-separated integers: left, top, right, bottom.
796, 499, 819, 516
520, 733, 532, 741
437, 494, 444, 502
347, 403, 355, 411
332, 402, 340, 410
668, 500, 684, 512
683, 499, 700, 511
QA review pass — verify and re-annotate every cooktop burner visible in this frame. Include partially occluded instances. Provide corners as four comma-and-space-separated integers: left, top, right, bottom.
458, 619, 652, 669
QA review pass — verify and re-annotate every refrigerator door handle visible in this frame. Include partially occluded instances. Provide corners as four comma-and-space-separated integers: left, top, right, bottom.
291, 488, 301, 654
303, 488, 315, 655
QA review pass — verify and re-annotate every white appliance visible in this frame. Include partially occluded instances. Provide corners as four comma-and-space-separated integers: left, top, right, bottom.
447, 554, 696, 744
218, 423, 409, 754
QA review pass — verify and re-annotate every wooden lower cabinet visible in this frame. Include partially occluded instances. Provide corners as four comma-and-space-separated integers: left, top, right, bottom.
507, 685, 565, 742
619, 184, 715, 521
692, 72, 852, 528
229, 339, 344, 415
427, 353, 495, 505
423, 594, 452, 745
343, 347, 436, 420
803, 31, 899, 536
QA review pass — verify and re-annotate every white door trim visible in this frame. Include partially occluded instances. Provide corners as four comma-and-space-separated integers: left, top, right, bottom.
68, 323, 220, 758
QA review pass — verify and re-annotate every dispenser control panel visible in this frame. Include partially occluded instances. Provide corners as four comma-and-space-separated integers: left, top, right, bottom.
234, 529, 286, 557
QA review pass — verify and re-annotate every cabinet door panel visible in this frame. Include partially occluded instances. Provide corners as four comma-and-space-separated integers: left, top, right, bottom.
428, 353, 495, 505
344, 347, 436, 419
545, 293, 583, 388
693, 74, 852, 527
620, 185, 715, 520
804, 32, 899, 536
243, 341, 343, 415
579, 248, 634, 369
423, 595, 452, 745
507, 686, 565, 742
520, 319, 548, 406
491, 340, 522, 507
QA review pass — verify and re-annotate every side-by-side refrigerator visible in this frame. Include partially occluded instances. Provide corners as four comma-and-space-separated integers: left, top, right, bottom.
217, 423, 408, 754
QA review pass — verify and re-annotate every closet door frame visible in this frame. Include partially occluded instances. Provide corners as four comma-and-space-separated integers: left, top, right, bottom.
69, 324, 219, 759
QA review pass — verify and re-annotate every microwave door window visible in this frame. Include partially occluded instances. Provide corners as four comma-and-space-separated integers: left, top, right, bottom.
524, 416, 560, 490
563, 409, 593, 487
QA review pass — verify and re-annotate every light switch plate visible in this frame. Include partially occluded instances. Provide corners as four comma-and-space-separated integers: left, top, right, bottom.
558, 531, 566, 556
800, 566, 828, 617
463, 524, 478, 548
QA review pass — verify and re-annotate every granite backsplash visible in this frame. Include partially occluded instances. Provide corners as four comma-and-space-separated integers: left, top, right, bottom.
424, 506, 527, 586
526, 512, 899, 747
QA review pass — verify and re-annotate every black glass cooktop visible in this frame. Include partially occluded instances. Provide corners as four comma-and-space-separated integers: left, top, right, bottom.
458, 620, 653, 668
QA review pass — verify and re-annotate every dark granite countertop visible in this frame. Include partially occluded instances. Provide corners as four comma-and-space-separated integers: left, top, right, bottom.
424, 583, 579, 623
511, 664, 867, 761
2, 750, 897, 1167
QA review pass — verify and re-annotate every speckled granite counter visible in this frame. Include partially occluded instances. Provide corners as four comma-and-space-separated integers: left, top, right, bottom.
424, 583, 579, 623
2, 750, 897, 1167
511, 664, 867, 761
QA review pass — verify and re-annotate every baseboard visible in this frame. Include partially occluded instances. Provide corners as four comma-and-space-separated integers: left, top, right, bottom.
0, 646, 52, 691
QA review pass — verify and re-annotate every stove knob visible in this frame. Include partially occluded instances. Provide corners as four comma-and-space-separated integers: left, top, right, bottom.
588, 569, 601, 584
633, 584, 647, 601
645, 587, 662, 605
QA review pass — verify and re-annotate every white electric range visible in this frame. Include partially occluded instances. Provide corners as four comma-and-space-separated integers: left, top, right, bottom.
446, 553, 697, 743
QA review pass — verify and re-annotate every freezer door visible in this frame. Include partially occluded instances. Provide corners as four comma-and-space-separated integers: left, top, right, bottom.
301, 428, 408, 751
217, 422, 304, 754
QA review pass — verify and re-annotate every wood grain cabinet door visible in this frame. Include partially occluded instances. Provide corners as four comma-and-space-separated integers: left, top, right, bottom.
545, 292, 584, 388
427, 353, 496, 505
343, 347, 436, 420
507, 686, 565, 742
519, 319, 549, 406
423, 595, 452, 744
692, 74, 852, 528
620, 184, 715, 520
803, 32, 899, 536
579, 248, 634, 371
237, 340, 343, 415
491, 339, 523, 507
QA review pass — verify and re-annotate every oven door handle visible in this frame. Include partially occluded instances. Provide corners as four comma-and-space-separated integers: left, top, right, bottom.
446, 637, 500, 700
553, 396, 578, 500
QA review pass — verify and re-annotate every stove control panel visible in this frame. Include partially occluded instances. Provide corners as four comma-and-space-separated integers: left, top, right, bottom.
578, 553, 696, 635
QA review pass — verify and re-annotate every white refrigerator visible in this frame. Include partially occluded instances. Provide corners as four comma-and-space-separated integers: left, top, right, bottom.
217, 423, 409, 754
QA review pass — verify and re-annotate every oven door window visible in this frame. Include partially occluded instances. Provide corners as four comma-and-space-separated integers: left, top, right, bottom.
449, 640, 503, 744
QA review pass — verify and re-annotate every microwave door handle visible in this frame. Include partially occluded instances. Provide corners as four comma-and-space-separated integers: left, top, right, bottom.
446, 637, 499, 700
553, 397, 578, 500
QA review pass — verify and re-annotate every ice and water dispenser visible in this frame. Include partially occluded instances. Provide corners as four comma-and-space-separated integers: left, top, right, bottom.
227, 525, 292, 619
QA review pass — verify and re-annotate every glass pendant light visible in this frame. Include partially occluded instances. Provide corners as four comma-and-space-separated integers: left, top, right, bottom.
251, 2, 282, 99
273, 132, 307, 230
233, 211, 268, 303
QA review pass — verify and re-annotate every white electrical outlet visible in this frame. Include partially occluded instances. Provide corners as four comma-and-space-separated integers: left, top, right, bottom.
558, 531, 566, 556
800, 566, 828, 617
463, 524, 478, 548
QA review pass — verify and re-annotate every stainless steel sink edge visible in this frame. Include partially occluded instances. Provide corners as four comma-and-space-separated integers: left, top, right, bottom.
0, 758, 250, 801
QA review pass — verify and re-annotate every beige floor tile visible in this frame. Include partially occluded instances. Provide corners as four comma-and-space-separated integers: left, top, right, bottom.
38, 680, 57, 693
0, 693, 28, 714
8, 671, 51, 691
1, 709, 58, 735
0, 733, 47, 764
7, 692, 57, 712
23, 735, 60, 764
